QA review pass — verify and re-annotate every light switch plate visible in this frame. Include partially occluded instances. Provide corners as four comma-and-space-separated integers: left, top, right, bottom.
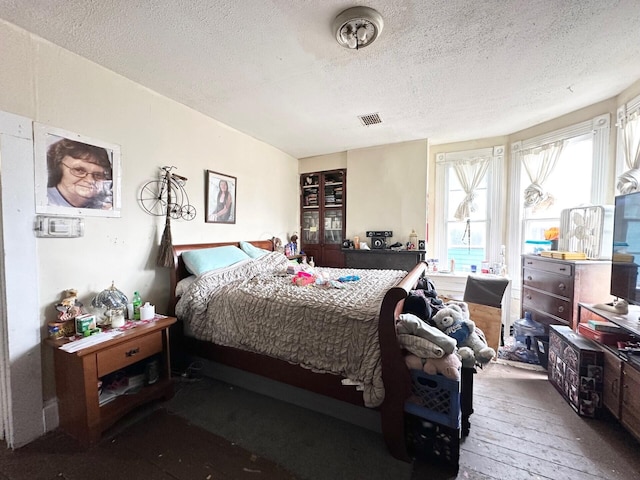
34, 215, 84, 238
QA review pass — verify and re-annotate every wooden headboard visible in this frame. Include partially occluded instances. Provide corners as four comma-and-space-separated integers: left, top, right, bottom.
168, 239, 274, 315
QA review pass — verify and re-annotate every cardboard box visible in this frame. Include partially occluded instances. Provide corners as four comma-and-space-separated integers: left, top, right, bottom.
75, 314, 96, 336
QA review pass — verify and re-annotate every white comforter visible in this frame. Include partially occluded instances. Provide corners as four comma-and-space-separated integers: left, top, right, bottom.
175, 252, 406, 407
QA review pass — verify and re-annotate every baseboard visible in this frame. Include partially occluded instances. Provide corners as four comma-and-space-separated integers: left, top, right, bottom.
191, 356, 382, 433
42, 398, 58, 433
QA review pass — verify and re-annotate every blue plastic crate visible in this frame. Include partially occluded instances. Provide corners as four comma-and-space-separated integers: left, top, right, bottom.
404, 369, 461, 429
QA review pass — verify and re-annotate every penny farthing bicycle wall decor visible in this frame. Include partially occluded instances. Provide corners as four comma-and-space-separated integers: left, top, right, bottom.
139, 166, 196, 220
139, 166, 196, 267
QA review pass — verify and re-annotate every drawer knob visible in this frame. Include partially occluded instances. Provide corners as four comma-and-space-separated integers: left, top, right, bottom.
558, 283, 566, 290
558, 306, 565, 313
526, 294, 532, 300
126, 347, 140, 357
527, 275, 533, 281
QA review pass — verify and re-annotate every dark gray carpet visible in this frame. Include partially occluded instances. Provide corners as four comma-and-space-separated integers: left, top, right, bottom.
166, 375, 413, 480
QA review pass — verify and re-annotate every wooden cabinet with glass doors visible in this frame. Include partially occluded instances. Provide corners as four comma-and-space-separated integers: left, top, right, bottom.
300, 169, 346, 267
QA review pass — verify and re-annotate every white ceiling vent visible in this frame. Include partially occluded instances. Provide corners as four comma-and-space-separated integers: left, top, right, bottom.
358, 113, 382, 126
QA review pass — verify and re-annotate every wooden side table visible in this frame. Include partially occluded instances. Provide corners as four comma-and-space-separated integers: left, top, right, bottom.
48, 316, 176, 445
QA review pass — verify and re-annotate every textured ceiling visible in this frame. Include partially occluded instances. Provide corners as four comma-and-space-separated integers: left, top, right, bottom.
1, 1, 640, 158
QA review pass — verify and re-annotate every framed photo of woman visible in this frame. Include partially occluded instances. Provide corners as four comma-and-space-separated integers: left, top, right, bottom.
34, 123, 122, 218
206, 170, 236, 224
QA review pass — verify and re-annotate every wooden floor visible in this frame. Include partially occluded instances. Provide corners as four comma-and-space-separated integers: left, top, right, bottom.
2, 361, 640, 480
412, 361, 640, 480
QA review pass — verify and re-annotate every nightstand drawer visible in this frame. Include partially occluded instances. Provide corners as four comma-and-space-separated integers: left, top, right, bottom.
97, 331, 162, 377
522, 268, 574, 299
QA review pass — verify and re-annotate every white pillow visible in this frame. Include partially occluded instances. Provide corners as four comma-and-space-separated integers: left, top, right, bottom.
239, 241, 270, 259
182, 246, 251, 275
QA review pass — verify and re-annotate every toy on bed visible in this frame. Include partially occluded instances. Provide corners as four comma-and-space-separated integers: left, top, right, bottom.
284, 233, 298, 257
271, 236, 284, 253
431, 302, 495, 367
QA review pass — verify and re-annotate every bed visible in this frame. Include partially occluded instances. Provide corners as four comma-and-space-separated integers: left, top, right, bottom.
168, 240, 436, 461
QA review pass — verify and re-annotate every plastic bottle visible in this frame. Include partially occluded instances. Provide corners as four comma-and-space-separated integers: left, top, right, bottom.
132, 291, 142, 320
409, 229, 418, 250
514, 311, 545, 349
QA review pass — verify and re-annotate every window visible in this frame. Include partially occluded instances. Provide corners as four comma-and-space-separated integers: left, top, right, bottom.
507, 114, 610, 289
434, 146, 504, 273
521, 133, 594, 242
616, 93, 640, 195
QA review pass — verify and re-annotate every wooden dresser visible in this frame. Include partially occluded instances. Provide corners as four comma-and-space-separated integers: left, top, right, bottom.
578, 303, 640, 442
521, 255, 611, 331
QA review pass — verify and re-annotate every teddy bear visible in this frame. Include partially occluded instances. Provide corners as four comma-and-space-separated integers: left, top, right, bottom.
404, 353, 461, 381
431, 302, 495, 366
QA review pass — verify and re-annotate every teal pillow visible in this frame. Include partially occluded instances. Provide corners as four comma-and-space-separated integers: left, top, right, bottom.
182, 246, 250, 275
239, 241, 270, 259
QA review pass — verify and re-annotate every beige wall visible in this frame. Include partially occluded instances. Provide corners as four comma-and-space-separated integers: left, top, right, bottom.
300, 140, 428, 248
2, 15, 640, 445
0, 21, 298, 410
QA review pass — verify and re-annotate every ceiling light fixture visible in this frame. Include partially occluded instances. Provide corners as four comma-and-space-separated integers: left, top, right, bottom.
333, 6, 384, 50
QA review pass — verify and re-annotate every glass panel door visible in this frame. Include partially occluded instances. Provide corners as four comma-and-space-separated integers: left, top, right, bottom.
302, 211, 320, 244
324, 209, 342, 244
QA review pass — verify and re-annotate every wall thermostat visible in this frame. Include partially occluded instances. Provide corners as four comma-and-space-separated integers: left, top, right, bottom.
34, 216, 84, 238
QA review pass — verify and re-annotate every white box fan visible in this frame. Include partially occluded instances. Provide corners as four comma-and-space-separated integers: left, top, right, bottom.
558, 205, 614, 259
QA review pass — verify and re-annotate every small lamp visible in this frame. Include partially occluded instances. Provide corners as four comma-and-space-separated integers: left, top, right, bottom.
91, 281, 128, 328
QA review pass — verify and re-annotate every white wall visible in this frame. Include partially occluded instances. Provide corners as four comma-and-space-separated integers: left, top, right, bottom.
300, 140, 429, 248
0, 20, 298, 445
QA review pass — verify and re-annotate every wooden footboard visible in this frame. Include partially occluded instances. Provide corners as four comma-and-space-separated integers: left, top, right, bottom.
378, 261, 428, 462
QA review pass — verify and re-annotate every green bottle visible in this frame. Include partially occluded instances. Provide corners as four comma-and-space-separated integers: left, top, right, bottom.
132, 291, 142, 320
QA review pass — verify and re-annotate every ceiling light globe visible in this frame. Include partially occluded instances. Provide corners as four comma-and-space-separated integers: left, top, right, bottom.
333, 6, 383, 49
357, 26, 368, 42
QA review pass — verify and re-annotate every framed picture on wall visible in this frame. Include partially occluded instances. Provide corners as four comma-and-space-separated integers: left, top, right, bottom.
206, 170, 236, 224
33, 122, 122, 218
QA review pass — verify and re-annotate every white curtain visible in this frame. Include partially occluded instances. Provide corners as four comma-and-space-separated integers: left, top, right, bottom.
453, 157, 490, 220
521, 141, 565, 208
617, 110, 640, 194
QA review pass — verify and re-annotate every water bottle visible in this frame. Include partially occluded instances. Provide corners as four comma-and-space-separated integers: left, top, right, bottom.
132, 291, 142, 320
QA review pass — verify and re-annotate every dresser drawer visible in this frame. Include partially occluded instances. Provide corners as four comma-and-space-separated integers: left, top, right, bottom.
522, 257, 573, 277
522, 268, 574, 299
97, 331, 163, 377
602, 348, 622, 419
622, 364, 640, 441
522, 286, 572, 323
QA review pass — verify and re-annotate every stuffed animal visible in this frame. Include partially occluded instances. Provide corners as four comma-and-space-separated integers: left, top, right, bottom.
404, 353, 461, 381
396, 313, 457, 354
423, 354, 461, 381
55, 289, 83, 321
431, 303, 495, 365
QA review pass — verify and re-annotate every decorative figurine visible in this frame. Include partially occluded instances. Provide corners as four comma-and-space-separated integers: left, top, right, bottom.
285, 233, 298, 257
55, 289, 83, 322
272, 236, 284, 253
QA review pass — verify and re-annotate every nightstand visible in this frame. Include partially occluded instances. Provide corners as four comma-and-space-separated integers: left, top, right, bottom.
48, 316, 176, 445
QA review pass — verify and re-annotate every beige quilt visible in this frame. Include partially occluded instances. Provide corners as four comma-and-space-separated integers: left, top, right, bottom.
176, 252, 406, 407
